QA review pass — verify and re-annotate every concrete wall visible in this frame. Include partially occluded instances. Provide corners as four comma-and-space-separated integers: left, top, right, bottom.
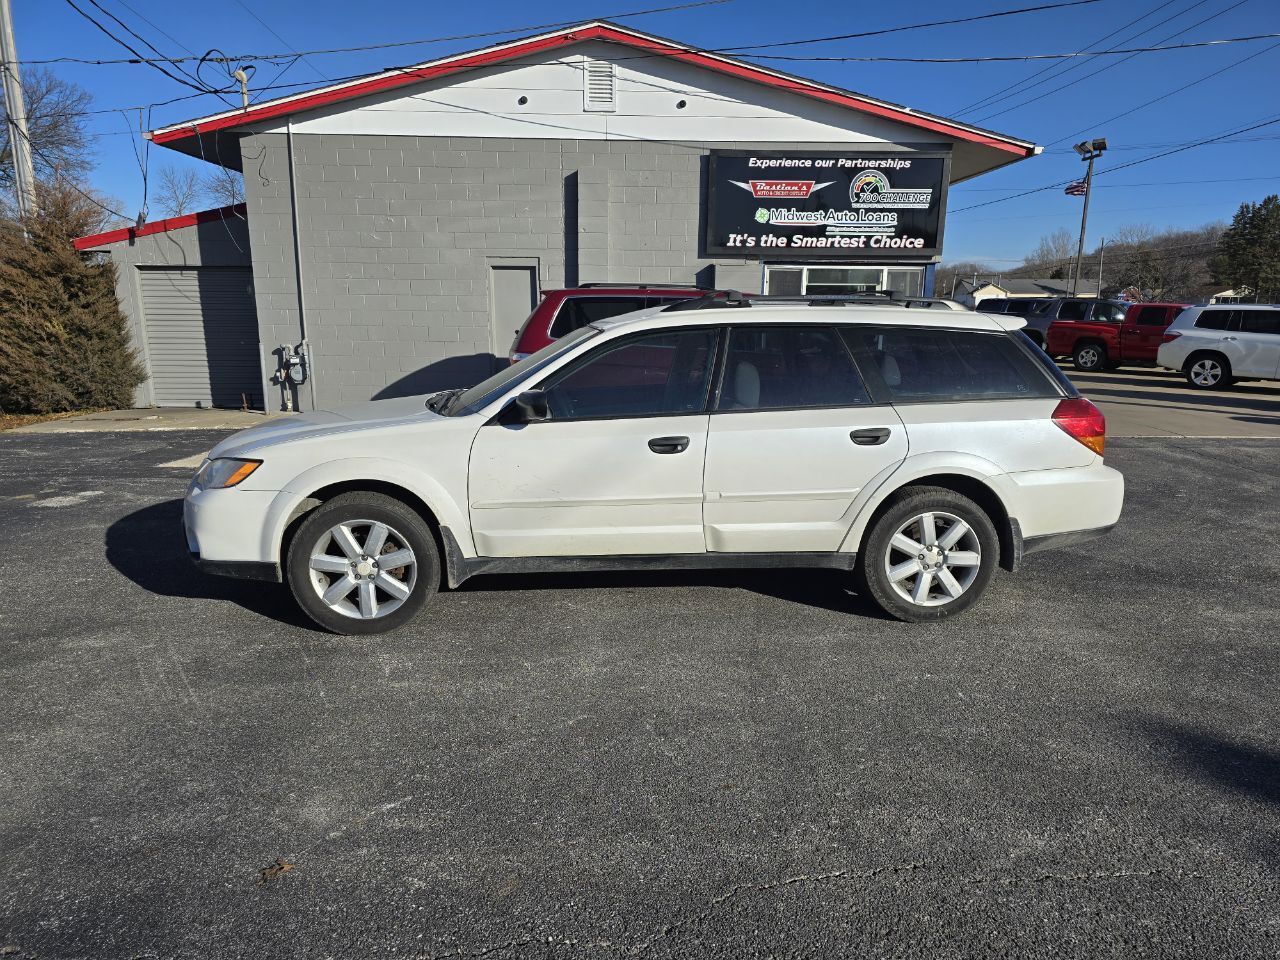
90, 213, 253, 407
241, 132, 938, 409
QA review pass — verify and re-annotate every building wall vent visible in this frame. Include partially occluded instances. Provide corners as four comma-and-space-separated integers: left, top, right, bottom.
583, 58, 616, 113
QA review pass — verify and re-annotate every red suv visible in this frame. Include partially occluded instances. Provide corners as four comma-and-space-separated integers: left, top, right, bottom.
509, 284, 713, 362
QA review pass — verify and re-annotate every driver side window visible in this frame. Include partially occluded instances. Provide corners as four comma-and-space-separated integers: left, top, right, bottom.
539, 329, 716, 420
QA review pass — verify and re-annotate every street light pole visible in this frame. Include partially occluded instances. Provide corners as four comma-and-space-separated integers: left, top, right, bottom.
1071, 138, 1107, 298
0, 0, 37, 219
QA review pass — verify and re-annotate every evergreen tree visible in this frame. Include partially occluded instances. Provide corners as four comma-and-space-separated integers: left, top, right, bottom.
0, 183, 145, 413
1210, 195, 1280, 302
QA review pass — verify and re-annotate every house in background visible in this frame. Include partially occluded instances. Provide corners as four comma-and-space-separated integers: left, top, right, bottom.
76, 20, 1040, 410
954, 277, 1099, 307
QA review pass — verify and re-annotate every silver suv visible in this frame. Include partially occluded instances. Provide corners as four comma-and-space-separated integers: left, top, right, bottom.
1156, 303, 1280, 389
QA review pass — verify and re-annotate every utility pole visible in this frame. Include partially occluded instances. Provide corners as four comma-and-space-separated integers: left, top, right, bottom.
1097, 237, 1106, 295
0, 0, 36, 218
1071, 137, 1107, 297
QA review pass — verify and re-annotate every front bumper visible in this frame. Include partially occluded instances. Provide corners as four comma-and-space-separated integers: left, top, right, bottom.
184, 481, 283, 569
190, 553, 282, 582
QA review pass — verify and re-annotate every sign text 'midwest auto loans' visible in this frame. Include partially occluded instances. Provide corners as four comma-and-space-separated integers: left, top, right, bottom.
705, 150, 949, 260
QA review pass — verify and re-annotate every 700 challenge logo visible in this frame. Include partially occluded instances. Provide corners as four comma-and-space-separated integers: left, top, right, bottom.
849, 169, 932, 209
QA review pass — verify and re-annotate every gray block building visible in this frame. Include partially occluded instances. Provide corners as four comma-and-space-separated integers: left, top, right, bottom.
77, 20, 1039, 411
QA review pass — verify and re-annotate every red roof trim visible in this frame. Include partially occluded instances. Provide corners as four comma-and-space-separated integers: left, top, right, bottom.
73, 203, 247, 250
150, 24, 1034, 157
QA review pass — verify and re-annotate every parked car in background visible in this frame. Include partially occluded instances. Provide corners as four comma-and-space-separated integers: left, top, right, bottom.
975, 298, 1052, 317
185, 295, 1123, 634
1157, 303, 1280, 389
1046, 302, 1190, 372
1024, 298, 1129, 350
509, 284, 713, 361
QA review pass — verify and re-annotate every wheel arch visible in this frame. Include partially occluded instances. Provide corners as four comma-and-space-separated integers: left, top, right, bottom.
842, 459, 1020, 572
261, 458, 471, 574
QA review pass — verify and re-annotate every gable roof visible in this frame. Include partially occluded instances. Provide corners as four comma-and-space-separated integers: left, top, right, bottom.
74, 204, 246, 250
148, 20, 1038, 162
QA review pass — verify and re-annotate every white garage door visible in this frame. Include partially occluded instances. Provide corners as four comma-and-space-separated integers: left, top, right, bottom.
139, 267, 263, 408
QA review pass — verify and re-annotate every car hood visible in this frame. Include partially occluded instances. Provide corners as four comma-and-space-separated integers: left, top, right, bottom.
210, 395, 445, 459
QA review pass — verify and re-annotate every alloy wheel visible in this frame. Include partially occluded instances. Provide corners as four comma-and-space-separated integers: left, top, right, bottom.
307, 519, 417, 619
883, 511, 982, 608
1077, 346, 1101, 369
1189, 358, 1223, 386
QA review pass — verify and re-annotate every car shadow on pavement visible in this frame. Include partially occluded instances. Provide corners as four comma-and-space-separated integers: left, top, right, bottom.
1140, 717, 1280, 809
1077, 385, 1279, 412
105, 499, 313, 628
457, 567, 892, 619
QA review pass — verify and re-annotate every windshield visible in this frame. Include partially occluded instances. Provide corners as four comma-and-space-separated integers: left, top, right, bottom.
444, 325, 600, 416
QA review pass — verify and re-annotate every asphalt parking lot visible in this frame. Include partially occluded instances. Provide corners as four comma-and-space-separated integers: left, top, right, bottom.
2, 424, 1278, 958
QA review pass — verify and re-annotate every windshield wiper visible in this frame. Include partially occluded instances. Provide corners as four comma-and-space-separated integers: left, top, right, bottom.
425, 388, 463, 414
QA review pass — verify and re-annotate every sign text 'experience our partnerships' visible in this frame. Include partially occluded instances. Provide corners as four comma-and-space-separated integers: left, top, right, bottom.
705, 151, 950, 260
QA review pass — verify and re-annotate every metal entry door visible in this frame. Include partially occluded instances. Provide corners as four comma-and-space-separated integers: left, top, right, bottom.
138, 267, 263, 408
488, 265, 538, 371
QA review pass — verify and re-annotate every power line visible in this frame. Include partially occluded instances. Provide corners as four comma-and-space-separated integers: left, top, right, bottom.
28, 0, 1098, 65
24, 0, 733, 65
954, 174, 1280, 192
1044, 36, 1280, 147
950, 113, 1280, 214
739, 32, 1280, 62
951, 0, 1172, 117
59, 0, 209, 92
971, 0, 1250, 123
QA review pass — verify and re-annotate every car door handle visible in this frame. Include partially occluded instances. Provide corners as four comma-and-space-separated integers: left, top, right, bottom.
648, 435, 690, 454
850, 427, 892, 446
1222, 336, 1238, 341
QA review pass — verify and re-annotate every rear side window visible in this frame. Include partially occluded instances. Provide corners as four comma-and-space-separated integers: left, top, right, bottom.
975, 299, 1004, 313
1195, 309, 1239, 331
1058, 300, 1089, 321
1092, 302, 1126, 322
1133, 305, 1169, 326
1238, 310, 1280, 335
718, 326, 870, 410
843, 327, 1061, 402
549, 296, 648, 337
1002, 300, 1037, 316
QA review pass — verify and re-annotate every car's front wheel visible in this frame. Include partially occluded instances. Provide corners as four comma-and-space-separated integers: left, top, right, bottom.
855, 486, 999, 622
286, 492, 439, 634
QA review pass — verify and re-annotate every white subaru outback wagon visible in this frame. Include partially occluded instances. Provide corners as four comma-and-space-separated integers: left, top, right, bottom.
185, 296, 1124, 634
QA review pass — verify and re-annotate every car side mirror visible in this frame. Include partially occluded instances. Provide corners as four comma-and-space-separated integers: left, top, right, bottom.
514, 389, 550, 422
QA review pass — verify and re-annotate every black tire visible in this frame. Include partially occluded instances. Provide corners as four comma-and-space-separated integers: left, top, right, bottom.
855, 486, 1000, 623
1025, 330, 1046, 349
1184, 352, 1232, 390
286, 491, 439, 635
1072, 341, 1109, 372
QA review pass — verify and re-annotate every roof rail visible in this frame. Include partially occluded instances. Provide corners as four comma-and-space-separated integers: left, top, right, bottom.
578, 282, 707, 289
660, 291, 966, 312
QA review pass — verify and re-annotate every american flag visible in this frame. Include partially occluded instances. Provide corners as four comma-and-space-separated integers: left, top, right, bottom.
1064, 181, 1087, 196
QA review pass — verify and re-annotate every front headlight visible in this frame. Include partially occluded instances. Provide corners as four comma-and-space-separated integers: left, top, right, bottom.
195, 457, 262, 489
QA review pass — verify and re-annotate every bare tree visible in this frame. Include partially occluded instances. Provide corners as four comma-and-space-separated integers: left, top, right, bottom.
1011, 229, 1076, 278
153, 165, 202, 217
0, 68, 94, 190
200, 166, 245, 207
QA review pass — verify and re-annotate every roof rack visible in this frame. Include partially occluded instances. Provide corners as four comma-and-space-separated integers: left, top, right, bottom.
578, 282, 708, 290
661, 291, 966, 312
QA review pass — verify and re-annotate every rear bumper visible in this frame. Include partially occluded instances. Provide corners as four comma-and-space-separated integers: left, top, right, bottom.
998, 460, 1124, 542
190, 553, 282, 582
1023, 523, 1116, 556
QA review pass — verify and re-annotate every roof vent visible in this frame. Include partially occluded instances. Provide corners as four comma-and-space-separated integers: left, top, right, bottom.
583, 58, 616, 112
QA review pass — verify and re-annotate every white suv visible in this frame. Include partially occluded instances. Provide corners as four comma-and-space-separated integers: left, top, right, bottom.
185, 297, 1124, 634
1156, 303, 1280, 389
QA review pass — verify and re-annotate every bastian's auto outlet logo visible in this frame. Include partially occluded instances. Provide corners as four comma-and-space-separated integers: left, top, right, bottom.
849, 169, 933, 209
731, 179, 834, 199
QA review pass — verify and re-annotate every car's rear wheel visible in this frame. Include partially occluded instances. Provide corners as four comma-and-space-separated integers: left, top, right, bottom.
1072, 341, 1109, 372
286, 492, 439, 634
1185, 353, 1232, 390
855, 486, 999, 622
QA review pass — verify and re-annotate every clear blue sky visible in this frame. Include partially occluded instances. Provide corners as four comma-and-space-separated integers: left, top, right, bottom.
12, 0, 1279, 264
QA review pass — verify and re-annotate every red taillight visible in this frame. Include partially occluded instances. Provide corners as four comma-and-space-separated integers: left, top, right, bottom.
1160, 331, 1182, 344
1052, 397, 1106, 456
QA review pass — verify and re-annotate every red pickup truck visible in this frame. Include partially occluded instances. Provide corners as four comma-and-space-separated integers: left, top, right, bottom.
1046, 302, 1190, 372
